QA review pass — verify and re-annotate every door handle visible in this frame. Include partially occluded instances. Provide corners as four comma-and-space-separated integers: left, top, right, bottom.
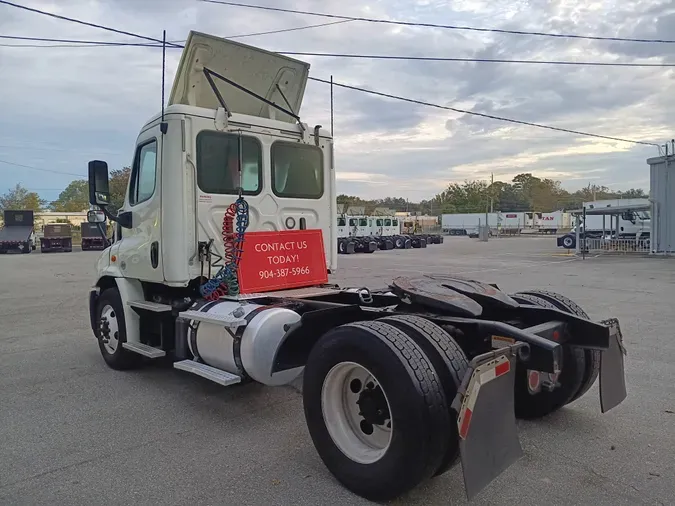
151, 241, 159, 269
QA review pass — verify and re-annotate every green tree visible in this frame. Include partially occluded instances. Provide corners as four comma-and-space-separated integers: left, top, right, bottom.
617, 188, 648, 199
109, 166, 131, 213
437, 180, 490, 213
50, 179, 89, 212
0, 183, 47, 212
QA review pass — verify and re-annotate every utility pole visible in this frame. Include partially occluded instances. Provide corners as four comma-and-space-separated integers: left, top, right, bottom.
490, 173, 494, 213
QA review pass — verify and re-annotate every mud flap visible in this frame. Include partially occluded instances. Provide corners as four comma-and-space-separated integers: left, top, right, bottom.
599, 318, 627, 413
452, 345, 528, 500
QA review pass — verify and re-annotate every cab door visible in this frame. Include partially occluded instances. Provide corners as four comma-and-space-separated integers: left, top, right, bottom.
111, 127, 164, 283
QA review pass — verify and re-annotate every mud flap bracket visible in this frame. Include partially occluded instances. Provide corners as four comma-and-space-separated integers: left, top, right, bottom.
599, 318, 627, 413
451, 343, 529, 500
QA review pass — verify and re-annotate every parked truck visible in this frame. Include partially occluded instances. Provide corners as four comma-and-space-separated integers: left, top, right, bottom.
557, 200, 651, 249
81, 222, 108, 251
0, 210, 36, 254
85, 32, 627, 502
40, 223, 73, 252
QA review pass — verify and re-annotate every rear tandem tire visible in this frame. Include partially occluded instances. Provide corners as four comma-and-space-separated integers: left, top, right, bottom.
377, 314, 468, 476
519, 290, 600, 404
510, 292, 586, 419
302, 320, 450, 502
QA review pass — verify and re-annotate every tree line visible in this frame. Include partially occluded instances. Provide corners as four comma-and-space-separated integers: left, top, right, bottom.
0, 167, 131, 214
339, 173, 647, 215
1, 170, 646, 216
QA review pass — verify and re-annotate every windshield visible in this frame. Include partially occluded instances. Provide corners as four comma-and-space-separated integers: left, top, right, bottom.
337, 217, 346, 226
359, 218, 368, 226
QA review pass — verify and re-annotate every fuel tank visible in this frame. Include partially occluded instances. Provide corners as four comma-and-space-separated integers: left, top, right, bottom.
185, 300, 303, 386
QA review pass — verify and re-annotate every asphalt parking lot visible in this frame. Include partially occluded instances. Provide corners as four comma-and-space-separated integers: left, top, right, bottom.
1, 237, 673, 505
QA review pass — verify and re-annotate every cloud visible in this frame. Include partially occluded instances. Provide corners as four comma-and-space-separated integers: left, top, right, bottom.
0, 0, 671, 203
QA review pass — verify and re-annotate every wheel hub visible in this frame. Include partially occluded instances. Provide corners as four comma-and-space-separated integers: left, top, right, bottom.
99, 305, 119, 354
321, 362, 393, 464
356, 384, 390, 426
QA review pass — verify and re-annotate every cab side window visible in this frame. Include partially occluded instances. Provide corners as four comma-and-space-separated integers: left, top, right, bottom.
129, 140, 158, 206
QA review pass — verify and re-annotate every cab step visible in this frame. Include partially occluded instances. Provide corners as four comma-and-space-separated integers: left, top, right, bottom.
127, 300, 173, 313
178, 309, 246, 328
122, 341, 166, 358
173, 360, 242, 386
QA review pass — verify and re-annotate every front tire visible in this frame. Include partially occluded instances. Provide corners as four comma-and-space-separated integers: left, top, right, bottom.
562, 236, 575, 248
303, 320, 450, 501
95, 288, 142, 370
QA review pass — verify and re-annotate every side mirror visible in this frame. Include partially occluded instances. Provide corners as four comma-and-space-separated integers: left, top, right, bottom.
87, 210, 106, 223
88, 160, 111, 206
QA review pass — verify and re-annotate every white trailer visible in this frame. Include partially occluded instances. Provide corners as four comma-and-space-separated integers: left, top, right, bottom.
499, 212, 525, 232
441, 213, 499, 235
533, 211, 570, 234
84, 31, 627, 503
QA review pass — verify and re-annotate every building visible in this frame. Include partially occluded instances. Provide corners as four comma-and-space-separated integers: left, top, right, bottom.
648, 154, 675, 254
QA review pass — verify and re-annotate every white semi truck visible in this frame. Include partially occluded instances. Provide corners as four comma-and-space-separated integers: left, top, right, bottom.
86, 32, 627, 502
557, 199, 651, 249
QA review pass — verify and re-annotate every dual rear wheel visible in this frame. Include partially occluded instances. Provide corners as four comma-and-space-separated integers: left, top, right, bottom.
510, 290, 600, 419
303, 316, 468, 501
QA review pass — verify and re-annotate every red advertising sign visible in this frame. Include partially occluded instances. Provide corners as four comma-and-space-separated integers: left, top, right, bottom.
237, 229, 328, 293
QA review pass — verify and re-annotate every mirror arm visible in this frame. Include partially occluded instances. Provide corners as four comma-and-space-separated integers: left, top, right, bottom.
100, 207, 133, 229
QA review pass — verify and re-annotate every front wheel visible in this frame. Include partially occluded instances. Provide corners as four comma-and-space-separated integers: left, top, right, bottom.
95, 288, 141, 370
303, 320, 450, 501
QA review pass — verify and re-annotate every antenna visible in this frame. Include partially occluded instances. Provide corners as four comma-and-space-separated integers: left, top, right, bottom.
160, 29, 168, 135
237, 131, 243, 197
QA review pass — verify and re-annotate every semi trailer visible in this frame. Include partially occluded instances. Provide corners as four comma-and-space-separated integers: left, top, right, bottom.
86, 32, 627, 502
40, 223, 73, 252
0, 210, 36, 254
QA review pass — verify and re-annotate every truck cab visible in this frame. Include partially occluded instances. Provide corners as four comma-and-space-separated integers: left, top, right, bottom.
347, 215, 370, 237
91, 32, 336, 293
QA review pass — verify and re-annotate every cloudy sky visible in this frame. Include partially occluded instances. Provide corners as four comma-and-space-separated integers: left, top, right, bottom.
1, 0, 673, 203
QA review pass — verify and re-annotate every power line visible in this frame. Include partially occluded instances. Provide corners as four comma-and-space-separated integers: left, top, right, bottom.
0, 20, 352, 48
0, 159, 83, 177
0, 3, 662, 146
200, 0, 675, 44
280, 51, 675, 68
0, 0, 182, 48
2, 36, 673, 68
308, 77, 660, 147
